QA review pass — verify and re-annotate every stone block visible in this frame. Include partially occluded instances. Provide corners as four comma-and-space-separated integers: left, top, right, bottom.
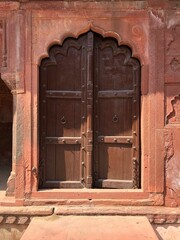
21, 216, 159, 240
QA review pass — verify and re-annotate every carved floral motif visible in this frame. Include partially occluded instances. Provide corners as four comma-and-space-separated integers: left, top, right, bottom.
132, 25, 144, 39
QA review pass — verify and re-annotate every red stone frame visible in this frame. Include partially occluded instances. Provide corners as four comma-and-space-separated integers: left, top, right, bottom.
0, 2, 167, 206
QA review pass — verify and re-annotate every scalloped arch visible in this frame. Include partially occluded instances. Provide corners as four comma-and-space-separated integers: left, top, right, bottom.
37, 23, 143, 66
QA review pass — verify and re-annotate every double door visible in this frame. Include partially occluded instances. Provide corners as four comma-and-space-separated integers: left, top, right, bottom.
39, 31, 140, 189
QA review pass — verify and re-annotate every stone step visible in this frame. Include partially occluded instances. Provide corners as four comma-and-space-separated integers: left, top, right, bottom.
20, 215, 159, 240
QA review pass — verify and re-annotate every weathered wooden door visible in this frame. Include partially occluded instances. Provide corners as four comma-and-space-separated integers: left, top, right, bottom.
39, 31, 140, 189
93, 35, 140, 189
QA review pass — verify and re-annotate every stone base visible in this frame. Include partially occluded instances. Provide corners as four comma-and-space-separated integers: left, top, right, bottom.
0, 206, 179, 240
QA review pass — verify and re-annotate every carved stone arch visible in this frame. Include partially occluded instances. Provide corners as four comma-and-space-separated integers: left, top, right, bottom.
37, 24, 143, 67
105, 44, 140, 70
119, 39, 144, 66
44, 40, 83, 67
39, 30, 142, 72
37, 23, 123, 66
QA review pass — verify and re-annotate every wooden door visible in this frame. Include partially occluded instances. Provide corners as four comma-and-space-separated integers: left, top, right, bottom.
39, 35, 87, 188
39, 31, 140, 189
93, 35, 140, 189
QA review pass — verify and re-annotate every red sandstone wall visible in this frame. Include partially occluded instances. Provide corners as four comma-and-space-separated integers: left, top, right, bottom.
0, 0, 179, 207
164, 12, 180, 207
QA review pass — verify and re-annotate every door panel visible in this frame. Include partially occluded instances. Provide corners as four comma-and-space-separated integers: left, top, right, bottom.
46, 48, 82, 91
98, 98, 133, 136
94, 35, 140, 189
39, 36, 86, 188
98, 144, 132, 179
46, 99, 81, 137
45, 144, 81, 183
39, 31, 140, 189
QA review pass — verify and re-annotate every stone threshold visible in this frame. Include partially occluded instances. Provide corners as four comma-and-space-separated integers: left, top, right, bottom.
20, 216, 159, 240
0, 206, 180, 225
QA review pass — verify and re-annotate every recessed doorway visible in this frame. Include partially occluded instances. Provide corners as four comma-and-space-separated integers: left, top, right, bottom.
0, 78, 12, 191
39, 31, 141, 189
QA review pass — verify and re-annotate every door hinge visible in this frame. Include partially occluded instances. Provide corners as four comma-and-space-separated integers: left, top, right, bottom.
31, 167, 38, 178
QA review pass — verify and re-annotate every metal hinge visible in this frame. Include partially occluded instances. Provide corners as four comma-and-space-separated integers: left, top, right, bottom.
31, 167, 38, 178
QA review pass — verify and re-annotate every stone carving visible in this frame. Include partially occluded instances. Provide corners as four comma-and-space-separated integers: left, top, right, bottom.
32, 22, 39, 45
164, 132, 174, 164
166, 94, 180, 124
170, 57, 180, 71
132, 25, 144, 39
0, 215, 30, 225
149, 9, 165, 28
167, 24, 180, 55
165, 130, 180, 207
1, 72, 16, 93
1, 71, 25, 94
6, 171, 15, 196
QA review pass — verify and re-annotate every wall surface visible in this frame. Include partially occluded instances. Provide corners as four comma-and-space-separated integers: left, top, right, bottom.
0, 0, 179, 208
